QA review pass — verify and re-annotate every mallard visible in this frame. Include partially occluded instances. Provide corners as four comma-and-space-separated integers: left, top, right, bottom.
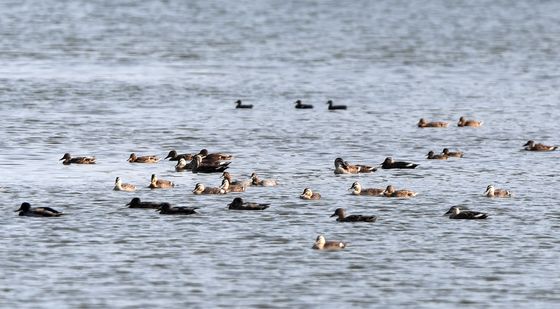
235, 99, 253, 109
442, 148, 464, 158
334, 158, 377, 174
381, 157, 418, 169
294, 99, 313, 109
128, 153, 160, 163
330, 208, 376, 222
348, 181, 384, 196
457, 116, 483, 127
113, 177, 136, 192
427, 151, 448, 160
149, 174, 174, 189
60, 153, 96, 165
417, 118, 449, 128
192, 183, 226, 195
165, 150, 193, 161
523, 140, 557, 151
312, 235, 346, 250
191, 155, 230, 173
300, 188, 321, 200
484, 185, 511, 197
126, 197, 164, 209
383, 185, 417, 198
220, 178, 246, 193
157, 203, 198, 215
326, 100, 347, 110
198, 149, 233, 161
444, 206, 487, 219
228, 197, 270, 210
250, 172, 278, 187
15, 202, 63, 217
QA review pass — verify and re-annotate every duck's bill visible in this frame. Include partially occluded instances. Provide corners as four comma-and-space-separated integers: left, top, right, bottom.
329, 214, 336, 217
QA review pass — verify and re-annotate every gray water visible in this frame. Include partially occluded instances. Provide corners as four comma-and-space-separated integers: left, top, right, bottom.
1, 0, 559, 308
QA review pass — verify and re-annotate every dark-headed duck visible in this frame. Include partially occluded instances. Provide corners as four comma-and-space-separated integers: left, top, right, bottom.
381, 157, 418, 169
445, 206, 487, 219
60, 153, 96, 165
294, 100, 313, 109
15, 202, 63, 217
126, 197, 164, 209
198, 149, 233, 162
523, 140, 557, 151
191, 155, 230, 173
427, 151, 448, 160
157, 203, 198, 215
228, 197, 270, 210
330, 208, 376, 222
442, 148, 464, 158
235, 99, 253, 109
165, 150, 193, 161
326, 100, 347, 110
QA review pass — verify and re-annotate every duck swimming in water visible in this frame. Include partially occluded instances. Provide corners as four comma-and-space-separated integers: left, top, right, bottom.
60, 153, 96, 165
15, 202, 63, 217
128, 153, 160, 163
165, 150, 193, 161
383, 185, 417, 198
191, 155, 230, 173
442, 148, 464, 158
457, 116, 483, 127
334, 158, 377, 174
235, 99, 253, 109
192, 183, 226, 195
300, 188, 321, 200
126, 197, 165, 209
330, 208, 376, 222
228, 197, 270, 210
417, 118, 449, 128
484, 185, 512, 198
157, 203, 198, 215
294, 99, 313, 109
312, 235, 346, 250
250, 172, 278, 187
348, 181, 384, 196
113, 177, 136, 192
444, 206, 487, 219
326, 100, 347, 110
381, 157, 418, 169
427, 151, 448, 160
149, 174, 174, 189
523, 140, 557, 151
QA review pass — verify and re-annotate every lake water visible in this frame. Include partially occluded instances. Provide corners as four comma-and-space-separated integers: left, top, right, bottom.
1, 0, 559, 308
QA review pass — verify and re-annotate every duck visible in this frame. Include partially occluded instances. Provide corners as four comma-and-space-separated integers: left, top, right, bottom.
417, 118, 449, 128
128, 153, 160, 163
157, 203, 198, 215
326, 100, 347, 110
312, 235, 346, 250
126, 197, 164, 209
442, 148, 464, 158
113, 177, 136, 192
294, 99, 313, 109
349, 181, 384, 196
427, 151, 448, 160
523, 140, 557, 151
192, 183, 226, 195
330, 208, 376, 222
300, 188, 321, 200
175, 158, 192, 171
222, 172, 252, 187
228, 197, 270, 210
60, 153, 96, 165
15, 202, 63, 217
444, 206, 487, 219
250, 172, 278, 187
383, 185, 417, 198
165, 150, 193, 161
457, 116, 483, 127
334, 158, 377, 174
381, 157, 418, 169
484, 185, 511, 198
198, 149, 233, 162
149, 174, 174, 189
191, 155, 230, 173
235, 99, 253, 109
220, 178, 246, 193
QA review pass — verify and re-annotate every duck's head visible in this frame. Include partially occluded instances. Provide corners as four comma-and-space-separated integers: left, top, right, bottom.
222, 171, 231, 180
442, 148, 450, 154
229, 197, 243, 207
301, 188, 313, 197
165, 150, 177, 159
127, 153, 137, 162
523, 140, 534, 147
418, 118, 426, 125
115, 177, 122, 185
458, 116, 466, 123
349, 181, 360, 191
444, 206, 462, 216
315, 234, 326, 247
326, 100, 333, 105
127, 197, 140, 207
330, 208, 346, 218
484, 185, 495, 195
198, 149, 209, 156
384, 185, 395, 194
60, 153, 71, 161
334, 157, 346, 168
427, 151, 435, 157
15, 202, 31, 212
150, 174, 157, 183
235, 100, 242, 105
193, 154, 203, 166
294, 99, 302, 105
383, 157, 393, 164
176, 158, 187, 168
193, 183, 205, 193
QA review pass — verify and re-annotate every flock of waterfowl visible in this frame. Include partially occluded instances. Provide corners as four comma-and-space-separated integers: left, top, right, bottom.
15, 103, 559, 251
